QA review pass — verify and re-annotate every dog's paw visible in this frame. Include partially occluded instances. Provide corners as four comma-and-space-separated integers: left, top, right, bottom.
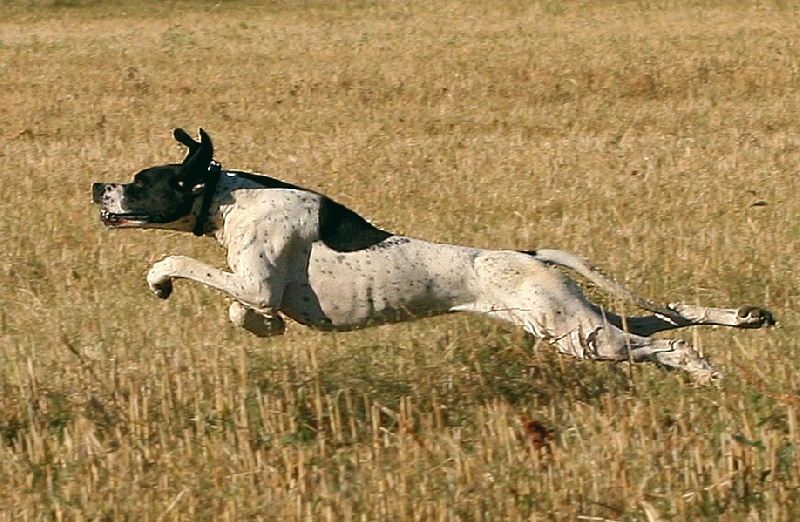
654, 340, 722, 386
737, 305, 776, 328
151, 280, 173, 299
147, 259, 175, 299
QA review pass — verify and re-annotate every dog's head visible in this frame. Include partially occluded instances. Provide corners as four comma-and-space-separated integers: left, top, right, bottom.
92, 128, 216, 232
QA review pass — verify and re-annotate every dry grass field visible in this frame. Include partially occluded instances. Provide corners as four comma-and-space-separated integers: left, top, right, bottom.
1, 0, 799, 519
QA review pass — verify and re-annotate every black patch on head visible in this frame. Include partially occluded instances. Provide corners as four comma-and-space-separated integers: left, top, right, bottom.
93, 128, 219, 231
318, 197, 392, 252
121, 165, 197, 223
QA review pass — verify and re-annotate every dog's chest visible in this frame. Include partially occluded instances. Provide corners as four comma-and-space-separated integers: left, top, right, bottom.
213, 182, 479, 330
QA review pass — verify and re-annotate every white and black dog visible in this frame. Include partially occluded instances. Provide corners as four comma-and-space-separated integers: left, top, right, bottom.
92, 129, 774, 382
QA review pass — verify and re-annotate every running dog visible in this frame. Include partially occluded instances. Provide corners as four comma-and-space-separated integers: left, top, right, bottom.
91, 129, 774, 382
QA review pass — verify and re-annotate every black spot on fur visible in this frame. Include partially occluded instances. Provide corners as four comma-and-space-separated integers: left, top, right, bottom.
230, 171, 394, 252
318, 197, 392, 252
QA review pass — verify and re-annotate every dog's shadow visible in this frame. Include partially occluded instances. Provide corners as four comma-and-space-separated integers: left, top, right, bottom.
245, 324, 635, 444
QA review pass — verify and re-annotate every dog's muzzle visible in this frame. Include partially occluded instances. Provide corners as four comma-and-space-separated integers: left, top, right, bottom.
92, 182, 150, 228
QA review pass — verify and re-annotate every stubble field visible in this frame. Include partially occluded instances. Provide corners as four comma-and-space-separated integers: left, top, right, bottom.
1, 0, 799, 519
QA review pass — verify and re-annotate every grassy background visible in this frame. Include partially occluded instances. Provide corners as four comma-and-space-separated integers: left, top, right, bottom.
1, 0, 799, 519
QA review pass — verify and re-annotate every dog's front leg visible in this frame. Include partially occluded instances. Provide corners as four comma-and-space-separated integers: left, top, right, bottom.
147, 255, 282, 314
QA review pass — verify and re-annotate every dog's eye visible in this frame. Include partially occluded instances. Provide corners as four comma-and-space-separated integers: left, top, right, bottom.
133, 179, 147, 189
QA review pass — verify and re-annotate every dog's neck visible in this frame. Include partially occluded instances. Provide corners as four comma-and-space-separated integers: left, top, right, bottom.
193, 167, 257, 241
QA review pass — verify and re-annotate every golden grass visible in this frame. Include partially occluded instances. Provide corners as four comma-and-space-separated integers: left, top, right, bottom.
1, 0, 799, 519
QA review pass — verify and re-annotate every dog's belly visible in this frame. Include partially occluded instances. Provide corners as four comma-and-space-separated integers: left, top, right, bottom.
280, 238, 481, 330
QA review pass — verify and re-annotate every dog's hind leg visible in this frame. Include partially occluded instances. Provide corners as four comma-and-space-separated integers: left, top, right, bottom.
547, 322, 719, 383
528, 249, 774, 335
467, 251, 719, 382
229, 301, 286, 337
601, 304, 774, 337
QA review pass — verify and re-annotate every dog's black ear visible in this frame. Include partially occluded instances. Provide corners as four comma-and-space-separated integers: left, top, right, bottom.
176, 128, 214, 192
174, 128, 201, 159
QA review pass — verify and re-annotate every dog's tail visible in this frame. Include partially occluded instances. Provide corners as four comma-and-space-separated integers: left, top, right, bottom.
523, 249, 680, 319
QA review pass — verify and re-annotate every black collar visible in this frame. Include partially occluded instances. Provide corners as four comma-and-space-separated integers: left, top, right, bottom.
193, 160, 222, 237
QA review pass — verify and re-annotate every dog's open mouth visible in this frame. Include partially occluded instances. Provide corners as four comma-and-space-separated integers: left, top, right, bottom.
100, 210, 150, 227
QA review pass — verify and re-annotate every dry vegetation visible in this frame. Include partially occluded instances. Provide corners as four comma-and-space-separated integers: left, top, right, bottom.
1, 0, 799, 519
